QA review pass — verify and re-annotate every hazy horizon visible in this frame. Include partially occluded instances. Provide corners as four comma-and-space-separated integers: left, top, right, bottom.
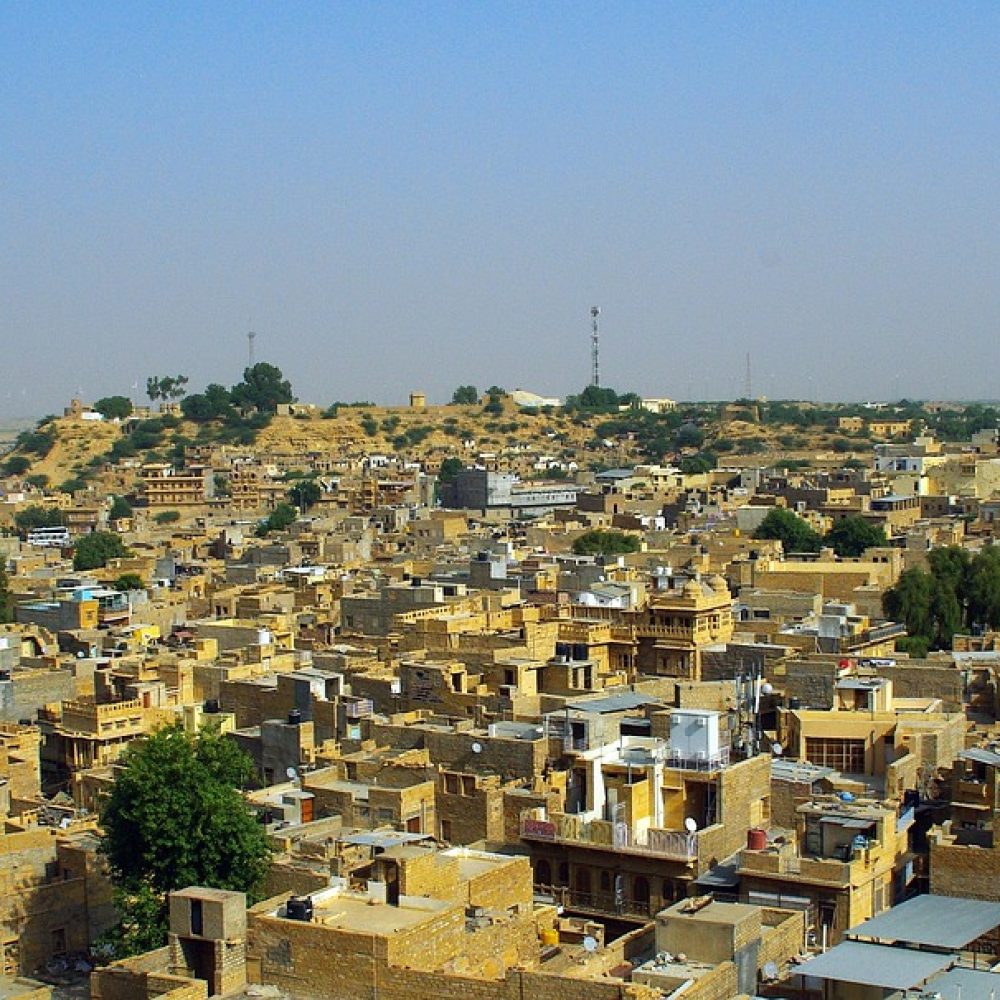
3, 3, 998, 419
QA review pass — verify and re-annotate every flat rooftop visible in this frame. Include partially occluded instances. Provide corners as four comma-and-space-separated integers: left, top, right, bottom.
278, 887, 451, 935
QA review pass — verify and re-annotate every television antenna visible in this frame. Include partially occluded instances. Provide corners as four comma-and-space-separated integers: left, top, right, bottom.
590, 307, 601, 387
471, 742, 482, 754
582, 935, 598, 953
684, 816, 698, 833
285, 766, 297, 781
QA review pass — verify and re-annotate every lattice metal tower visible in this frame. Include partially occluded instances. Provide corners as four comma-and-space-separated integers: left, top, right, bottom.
590, 307, 601, 387
248, 331, 256, 367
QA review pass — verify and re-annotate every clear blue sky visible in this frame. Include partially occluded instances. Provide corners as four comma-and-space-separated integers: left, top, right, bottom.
2, 2, 998, 415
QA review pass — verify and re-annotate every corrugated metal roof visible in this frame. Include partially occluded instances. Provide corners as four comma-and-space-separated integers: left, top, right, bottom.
770, 759, 836, 784
847, 894, 1000, 949
961, 747, 1000, 768
565, 692, 661, 714
925, 966, 1000, 1000
794, 941, 954, 989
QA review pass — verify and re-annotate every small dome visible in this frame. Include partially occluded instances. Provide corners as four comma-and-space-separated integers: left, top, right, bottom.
682, 579, 702, 599
709, 574, 729, 594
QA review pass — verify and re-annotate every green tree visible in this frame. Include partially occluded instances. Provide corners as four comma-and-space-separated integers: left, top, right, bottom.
0, 562, 13, 623
109, 495, 133, 521
572, 529, 641, 556
753, 508, 822, 554
968, 546, 1000, 630
73, 531, 130, 570
230, 364, 294, 413
99, 724, 271, 956
113, 573, 144, 592
437, 457, 464, 482
883, 568, 935, 644
823, 516, 886, 558
450, 385, 479, 405
93, 396, 134, 420
146, 375, 189, 402
153, 510, 180, 525
3, 456, 31, 476
895, 635, 930, 659
14, 506, 66, 534
181, 383, 235, 422
289, 479, 321, 511
255, 502, 297, 537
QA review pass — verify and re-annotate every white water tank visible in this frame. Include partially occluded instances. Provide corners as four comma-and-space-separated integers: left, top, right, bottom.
668, 709, 721, 760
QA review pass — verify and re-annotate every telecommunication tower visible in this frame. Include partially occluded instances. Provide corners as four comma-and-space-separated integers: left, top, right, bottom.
247, 331, 256, 367
590, 307, 601, 387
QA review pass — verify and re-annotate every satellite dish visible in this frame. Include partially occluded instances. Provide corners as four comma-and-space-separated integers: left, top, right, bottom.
285, 766, 298, 780
582, 935, 598, 953
684, 817, 698, 833
761, 682, 774, 695
763, 961, 779, 981
772, 743, 784, 756
471, 742, 483, 754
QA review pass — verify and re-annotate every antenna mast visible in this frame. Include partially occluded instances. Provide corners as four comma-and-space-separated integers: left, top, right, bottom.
590, 307, 601, 387
247, 331, 256, 368
744, 351, 752, 400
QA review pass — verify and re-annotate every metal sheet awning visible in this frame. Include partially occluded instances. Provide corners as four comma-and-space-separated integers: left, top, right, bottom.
795, 941, 954, 990
923, 966, 1000, 1000
847, 894, 1000, 950
961, 747, 1000, 768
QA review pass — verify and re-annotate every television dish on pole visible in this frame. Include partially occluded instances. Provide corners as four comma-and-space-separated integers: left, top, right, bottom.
684, 817, 698, 833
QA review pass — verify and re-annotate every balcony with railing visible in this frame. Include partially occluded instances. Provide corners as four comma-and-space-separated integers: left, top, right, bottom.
841, 623, 906, 652
520, 808, 698, 863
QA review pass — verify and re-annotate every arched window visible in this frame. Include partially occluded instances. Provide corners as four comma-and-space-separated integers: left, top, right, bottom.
575, 868, 591, 896
599, 871, 612, 893
557, 861, 570, 886
535, 859, 551, 886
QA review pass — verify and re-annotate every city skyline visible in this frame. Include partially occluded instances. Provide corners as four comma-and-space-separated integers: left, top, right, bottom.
2, 2, 998, 417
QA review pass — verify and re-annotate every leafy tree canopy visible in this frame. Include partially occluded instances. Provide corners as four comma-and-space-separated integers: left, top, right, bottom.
753, 507, 822, 553
230, 363, 294, 413
146, 375, 189, 402
572, 529, 641, 556
255, 502, 298, 537
14, 505, 66, 534
113, 573, 144, 592
3, 455, 30, 476
437, 457, 464, 483
450, 385, 479, 405
181, 383, 236, 423
883, 545, 1000, 652
824, 516, 886, 558
109, 495, 133, 521
93, 396, 134, 420
99, 724, 271, 956
288, 479, 322, 511
73, 531, 131, 570
0, 563, 12, 624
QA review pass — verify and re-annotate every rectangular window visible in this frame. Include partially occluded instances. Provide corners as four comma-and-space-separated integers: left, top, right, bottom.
805, 737, 866, 774
190, 898, 203, 936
